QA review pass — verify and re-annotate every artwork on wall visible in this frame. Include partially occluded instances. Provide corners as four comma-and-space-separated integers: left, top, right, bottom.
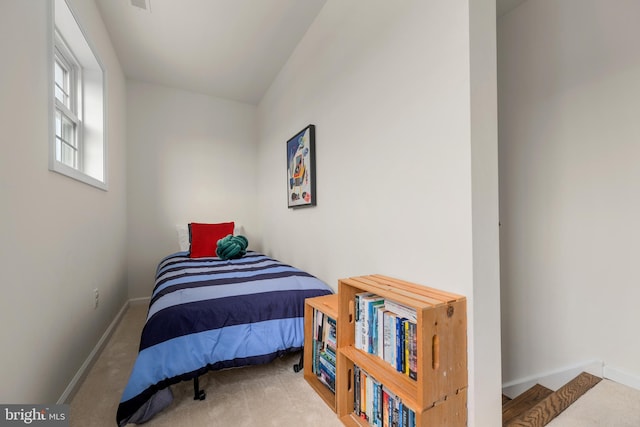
287, 124, 316, 208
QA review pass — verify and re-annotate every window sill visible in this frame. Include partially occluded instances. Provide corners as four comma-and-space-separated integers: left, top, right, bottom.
49, 161, 107, 191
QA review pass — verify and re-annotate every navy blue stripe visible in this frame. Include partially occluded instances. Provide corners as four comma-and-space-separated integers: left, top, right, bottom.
150, 270, 315, 306
156, 252, 264, 273
141, 288, 329, 351
156, 257, 272, 283
153, 261, 296, 292
116, 347, 302, 427
157, 256, 265, 275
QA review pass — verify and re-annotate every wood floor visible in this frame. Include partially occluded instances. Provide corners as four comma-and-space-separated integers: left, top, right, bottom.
502, 372, 601, 427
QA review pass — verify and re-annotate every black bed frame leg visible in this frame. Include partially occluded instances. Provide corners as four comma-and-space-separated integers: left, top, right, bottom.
293, 349, 304, 373
193, 376, 206, 400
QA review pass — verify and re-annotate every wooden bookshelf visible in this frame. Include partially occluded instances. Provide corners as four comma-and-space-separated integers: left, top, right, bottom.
304, 293, 339, 412
335, 275, 467, 427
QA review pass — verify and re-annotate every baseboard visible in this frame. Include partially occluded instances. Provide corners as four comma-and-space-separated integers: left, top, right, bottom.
57, 300, 131, 404
502, 360, 604, 398
129, 296, 151, 306
603, 366, 640, 391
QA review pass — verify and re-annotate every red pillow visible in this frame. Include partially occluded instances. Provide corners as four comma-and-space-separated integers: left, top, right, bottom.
189, 222, 235, 258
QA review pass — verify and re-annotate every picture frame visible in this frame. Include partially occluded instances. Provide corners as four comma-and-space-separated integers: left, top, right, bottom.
287, 124, 316, 208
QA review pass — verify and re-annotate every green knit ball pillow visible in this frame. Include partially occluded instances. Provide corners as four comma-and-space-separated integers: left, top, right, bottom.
216, 234, 248, 260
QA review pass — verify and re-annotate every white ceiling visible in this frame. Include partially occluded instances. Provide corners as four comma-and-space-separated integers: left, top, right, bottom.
96, 0, 525, 105
95, 0, 327, 105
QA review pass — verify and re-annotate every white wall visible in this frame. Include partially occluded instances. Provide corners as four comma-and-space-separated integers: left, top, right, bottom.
499, 0, 640, 385
469, 0, 502, 425
126, 81, 259, 298
0, 0, 128, 403
257, 1, 500, 425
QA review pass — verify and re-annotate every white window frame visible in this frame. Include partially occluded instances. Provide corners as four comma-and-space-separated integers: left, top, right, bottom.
49, 0, 107, 191
54, 32, 82, 170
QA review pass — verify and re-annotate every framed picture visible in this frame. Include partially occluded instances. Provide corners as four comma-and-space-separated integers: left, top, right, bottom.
287, 124, 316, 208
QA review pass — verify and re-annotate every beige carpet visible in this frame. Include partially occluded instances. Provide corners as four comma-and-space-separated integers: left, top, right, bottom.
547, 379, 640, 427
70, 303, 640, 426
70, 303, 343, 427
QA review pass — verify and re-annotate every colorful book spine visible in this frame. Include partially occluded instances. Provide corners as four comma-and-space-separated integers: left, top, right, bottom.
383, 310, 394, 365
408, 321, 417, 381
367, 297, 385, 353
352, 365, 416, 427
404, 320, 410, 376
382, 387, 390, 427
312, 307, 337, 393
353, 294, 419, 382
395, 317, 405, 373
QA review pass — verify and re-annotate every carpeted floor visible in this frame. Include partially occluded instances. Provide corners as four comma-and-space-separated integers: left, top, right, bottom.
547, 379, 640, 427
71, 302, 640, 427
70, 302, 343, 427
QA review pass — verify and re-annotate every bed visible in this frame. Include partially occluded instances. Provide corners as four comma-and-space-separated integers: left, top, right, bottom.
116, 249, 332, 426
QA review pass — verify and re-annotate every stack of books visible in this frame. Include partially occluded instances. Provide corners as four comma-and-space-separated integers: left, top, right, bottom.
354, 293, 418, 380
312, 309, 337, 392
353, 365, 416, 427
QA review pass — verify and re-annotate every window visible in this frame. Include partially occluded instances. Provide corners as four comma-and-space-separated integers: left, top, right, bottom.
50, 0, 106, 190
54, 34, 80, 169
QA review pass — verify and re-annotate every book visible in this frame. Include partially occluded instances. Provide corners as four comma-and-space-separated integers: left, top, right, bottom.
361, 294, 384, 354
404, 320, 410, 376
382, 387, 390, 427
318, 353, 335, 374
312, 339, 318, 375
395, 317, 406, 373
352, 365, 415, 426
354, 365, 361, 416
376, 305, 386, 357
355, 292, 374, 351
391, 394, 399, 427
401, 403, 409, 427
317, 370, 335, 392
408, 321, 417, 381
312, 307, 338, 392
322, 346, 336, 364
377, 383, 384, 427
365, 371, 374, 422
327, 316, 337, 345
384, 299, 417, 323
383, 310, 396, 366
315, 309, 324, 340
360, 367, 367, 420
372, 380, 379, 426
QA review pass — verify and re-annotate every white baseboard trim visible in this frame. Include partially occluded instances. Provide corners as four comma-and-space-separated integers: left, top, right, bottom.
603, 366, 640, 391
502, 360, 604, 398
57, 300, 131, 404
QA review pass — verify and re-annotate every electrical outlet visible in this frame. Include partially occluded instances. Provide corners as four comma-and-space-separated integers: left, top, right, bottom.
94, 288, 99, 309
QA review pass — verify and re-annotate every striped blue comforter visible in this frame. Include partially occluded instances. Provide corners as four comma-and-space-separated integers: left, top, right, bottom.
116, 251, 332, 426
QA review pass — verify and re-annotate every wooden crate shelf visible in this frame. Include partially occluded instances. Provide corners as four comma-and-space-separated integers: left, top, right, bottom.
335, 275, 467, 427
304, 293, 339, 412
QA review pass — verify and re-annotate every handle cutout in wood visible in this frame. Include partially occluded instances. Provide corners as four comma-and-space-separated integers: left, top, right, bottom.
432, 335, 440, 370
347, 368, 352, 391
348, 300, 354, 323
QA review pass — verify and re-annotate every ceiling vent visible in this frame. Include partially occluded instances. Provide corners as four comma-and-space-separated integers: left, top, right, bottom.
130, 0, 150, 12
